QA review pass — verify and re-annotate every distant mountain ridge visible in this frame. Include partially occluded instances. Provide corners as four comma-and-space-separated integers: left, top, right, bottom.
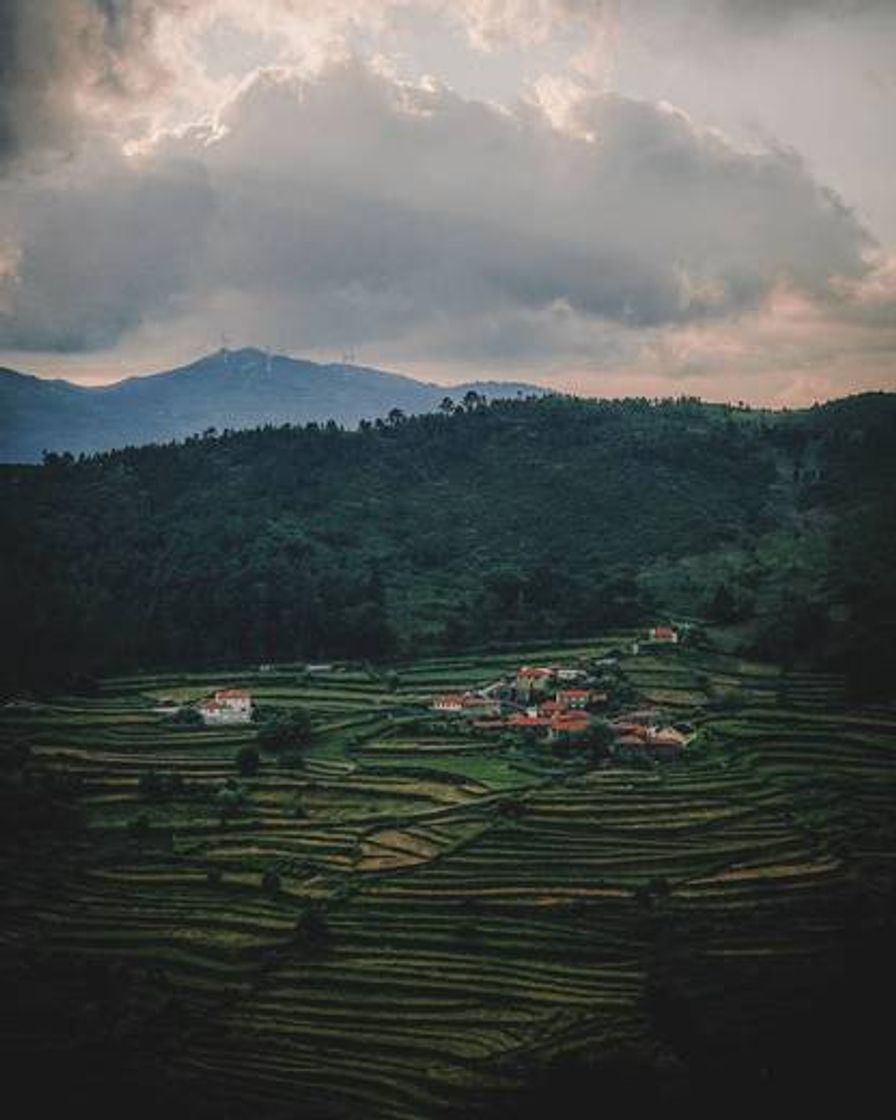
0, 347, 547, 462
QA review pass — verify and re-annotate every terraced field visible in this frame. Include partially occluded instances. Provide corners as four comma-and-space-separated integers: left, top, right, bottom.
2, 637, 895, 1118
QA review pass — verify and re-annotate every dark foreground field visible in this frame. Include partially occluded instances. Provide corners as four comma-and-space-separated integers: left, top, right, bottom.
2, 636, 895, 1118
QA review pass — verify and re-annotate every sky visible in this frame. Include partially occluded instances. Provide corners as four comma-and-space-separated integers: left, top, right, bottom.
1, 0, 895, 404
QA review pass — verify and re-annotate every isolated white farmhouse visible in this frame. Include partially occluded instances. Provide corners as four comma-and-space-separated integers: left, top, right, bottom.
199, 688, 253, 726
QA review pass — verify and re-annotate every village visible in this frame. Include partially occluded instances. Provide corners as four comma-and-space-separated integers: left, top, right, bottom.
186, 625, 694, 762
427, 625, 692, 760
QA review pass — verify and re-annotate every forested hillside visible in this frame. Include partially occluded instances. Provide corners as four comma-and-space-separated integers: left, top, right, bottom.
2, 392, 894, 696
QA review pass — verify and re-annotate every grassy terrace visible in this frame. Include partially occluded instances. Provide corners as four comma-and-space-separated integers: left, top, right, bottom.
1, 637, 894, 1118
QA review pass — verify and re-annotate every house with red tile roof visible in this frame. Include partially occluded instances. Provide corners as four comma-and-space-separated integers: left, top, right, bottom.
517, 666, 556, 680
557, 688, 590, 710
431, 693, 467, 714
507, 712, 551, 730
432, 693, 501, 717
611, 721, 650, 740
648, 626, 679, 644
547, 711, 592, 742
199, 688, 253, 726
650, 727, 687, 748
612, 720, 688, 760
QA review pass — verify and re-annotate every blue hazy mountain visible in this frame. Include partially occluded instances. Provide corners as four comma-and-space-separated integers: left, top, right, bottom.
0, 347, 547, 462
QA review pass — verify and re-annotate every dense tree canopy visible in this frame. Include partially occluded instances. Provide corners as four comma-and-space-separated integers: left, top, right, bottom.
1, 392, 894, 695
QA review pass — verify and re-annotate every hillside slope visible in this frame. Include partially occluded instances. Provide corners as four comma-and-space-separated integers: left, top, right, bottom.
1, 392, 894, 695
0, 347, 544, 462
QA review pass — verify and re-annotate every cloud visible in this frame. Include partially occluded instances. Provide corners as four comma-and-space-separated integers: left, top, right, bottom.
0, 1, 183, 170
706, 1, 895, 26
3, 2, 887, 173
0, 59, 877, 369
1, 4, 892, 402
0, 147, 213, 349
0, 1, 627, 170
573, 271, 896, 406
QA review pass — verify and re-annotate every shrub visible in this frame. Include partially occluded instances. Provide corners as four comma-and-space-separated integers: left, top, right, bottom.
261, 870, 281, 897
235, 745, 261, 777
294, 905, 332, 950
257, 707, 313, 753
166, 706, 203, 728
138, 769, 184, 801
128, 814, 151, 841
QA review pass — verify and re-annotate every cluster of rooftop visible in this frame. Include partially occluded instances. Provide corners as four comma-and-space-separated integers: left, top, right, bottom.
430, 626, 689, 754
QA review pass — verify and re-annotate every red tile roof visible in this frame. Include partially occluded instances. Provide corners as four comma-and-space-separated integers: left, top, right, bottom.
216, 688, 250, 701
508, 713, 550, 728
550, 712, 590, 731
653, 728, 686, 746
612, 722, 649, 740
433, 693, 466, 706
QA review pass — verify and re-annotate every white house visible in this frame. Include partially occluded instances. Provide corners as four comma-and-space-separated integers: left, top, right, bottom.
431, 693, 467, 714
556, 668, 589, 683
648, 626, 679, 644
199, 688, 253, 726
431, 693, 500, 717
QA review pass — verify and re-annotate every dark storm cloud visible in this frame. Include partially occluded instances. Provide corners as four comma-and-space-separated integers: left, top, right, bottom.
0, 0, 175, 168
0, 155, 213, 349
0, 62, 872, 355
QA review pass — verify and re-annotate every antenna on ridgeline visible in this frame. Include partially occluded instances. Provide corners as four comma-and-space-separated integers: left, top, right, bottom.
220, 333, 230, 369
341, 348, 356, 365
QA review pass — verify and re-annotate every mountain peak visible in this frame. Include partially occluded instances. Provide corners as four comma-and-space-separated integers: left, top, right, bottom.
0, 352, 549, 462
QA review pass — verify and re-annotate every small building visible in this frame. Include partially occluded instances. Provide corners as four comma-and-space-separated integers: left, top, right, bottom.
548, 711, 591, 742
515, 666, 557, 698
611, 720, 649, 740
432, 692, 500, 717
557, 688, 591, 710
431, 693, 467, 714
614, 733, 647, 749
648, 729, 686, 761
507, 712, 551, 731
613, 723, 686, 760
199, 688, 253, 726
648, 626, 679, 644
556, 668, 589, 683
461, 694, 501, 718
